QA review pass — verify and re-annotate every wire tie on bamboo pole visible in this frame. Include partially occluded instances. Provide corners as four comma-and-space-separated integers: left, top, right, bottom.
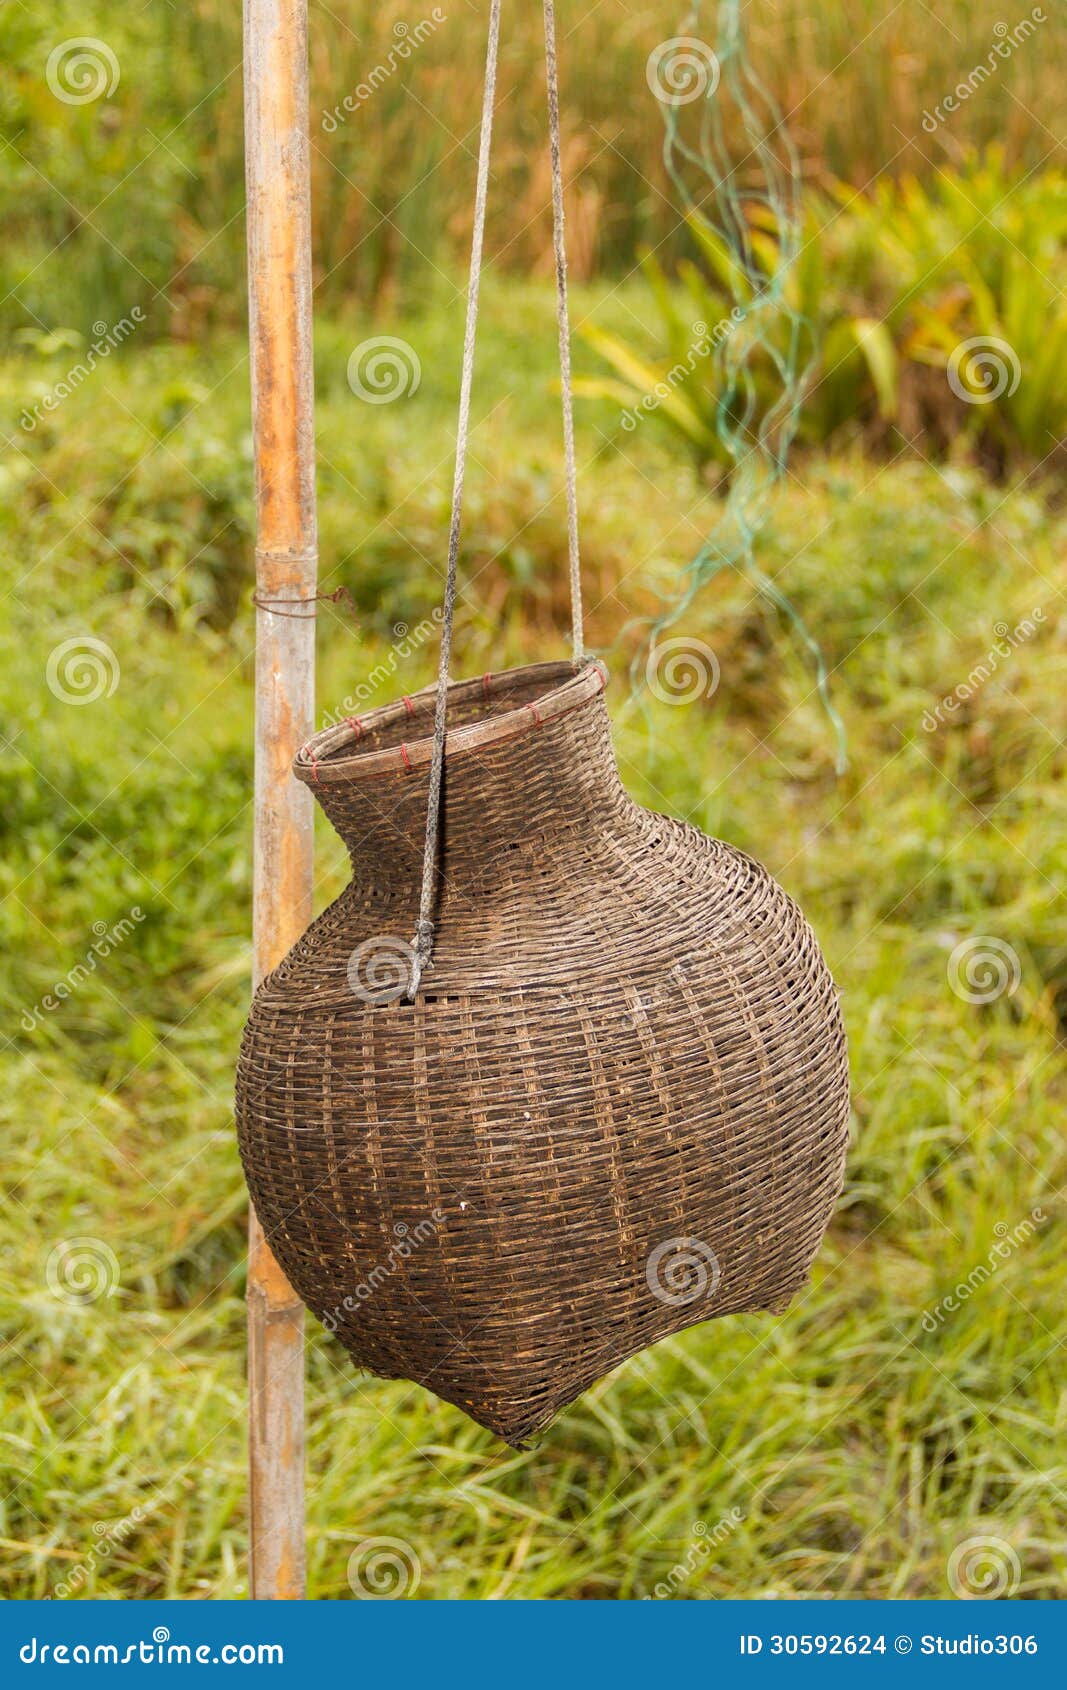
251, 585, 356, 618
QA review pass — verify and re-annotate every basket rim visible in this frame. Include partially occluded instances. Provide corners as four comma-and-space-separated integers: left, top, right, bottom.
293, 658, 609, 784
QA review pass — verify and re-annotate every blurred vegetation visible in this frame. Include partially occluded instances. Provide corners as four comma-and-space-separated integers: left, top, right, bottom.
579, 152, 1067, 473
1, 0, 1064, 337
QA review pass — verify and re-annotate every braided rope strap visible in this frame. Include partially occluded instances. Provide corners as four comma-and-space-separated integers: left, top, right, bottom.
407, 0, 583, 999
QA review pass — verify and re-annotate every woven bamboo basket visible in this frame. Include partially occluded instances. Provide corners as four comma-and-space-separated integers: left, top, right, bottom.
236, 659, 849, 1444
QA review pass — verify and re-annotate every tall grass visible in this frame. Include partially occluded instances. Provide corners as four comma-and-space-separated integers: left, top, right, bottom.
1, 0, 1063, 336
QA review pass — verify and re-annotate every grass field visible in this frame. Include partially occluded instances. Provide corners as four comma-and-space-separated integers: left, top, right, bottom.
1, 277, 1065, 1598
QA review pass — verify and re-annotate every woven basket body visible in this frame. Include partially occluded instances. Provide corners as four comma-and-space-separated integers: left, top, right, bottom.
236, 660, 849, 1443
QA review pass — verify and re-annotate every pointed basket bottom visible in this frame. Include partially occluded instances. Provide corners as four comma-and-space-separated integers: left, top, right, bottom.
236, 661, 849, 1444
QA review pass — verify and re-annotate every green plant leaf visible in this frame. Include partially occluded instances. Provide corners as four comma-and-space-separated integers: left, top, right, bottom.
851, 317, 899, 420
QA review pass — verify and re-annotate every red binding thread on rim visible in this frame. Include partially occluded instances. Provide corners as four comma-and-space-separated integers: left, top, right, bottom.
402, 696, 416, 718
528, 701, 544, 727
400, 743, 413, 772
481, 672, 493, 698
301, 743, 320, 784
346, 716, 364, 742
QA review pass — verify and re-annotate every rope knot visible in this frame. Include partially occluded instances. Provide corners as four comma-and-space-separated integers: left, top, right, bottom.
406, 918, 436, 1001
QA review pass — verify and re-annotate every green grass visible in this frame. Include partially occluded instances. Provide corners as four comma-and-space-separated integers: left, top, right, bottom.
1, 279, 1065, 1598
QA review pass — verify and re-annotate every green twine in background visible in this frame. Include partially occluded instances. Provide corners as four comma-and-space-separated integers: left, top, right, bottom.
636, 0, 848, 772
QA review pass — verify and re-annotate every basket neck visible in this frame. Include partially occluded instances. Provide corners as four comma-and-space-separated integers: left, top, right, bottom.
312, 687, 628, 905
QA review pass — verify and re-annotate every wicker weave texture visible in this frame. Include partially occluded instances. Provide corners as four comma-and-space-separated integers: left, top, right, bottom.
236, 661, 849, 1444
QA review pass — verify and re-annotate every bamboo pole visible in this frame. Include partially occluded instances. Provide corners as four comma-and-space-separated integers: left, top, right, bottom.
243, 0, 315, 1601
